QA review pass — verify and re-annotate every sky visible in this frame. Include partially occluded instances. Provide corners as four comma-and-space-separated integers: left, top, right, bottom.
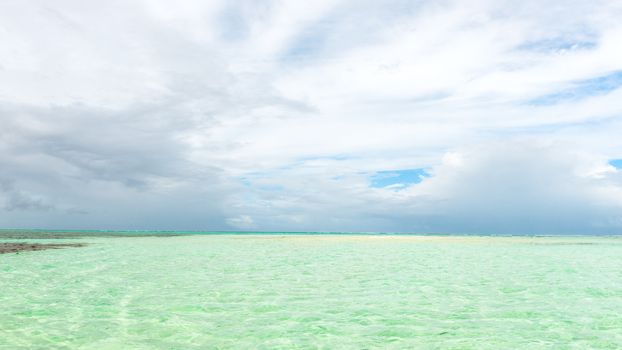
1, 0, 622, 234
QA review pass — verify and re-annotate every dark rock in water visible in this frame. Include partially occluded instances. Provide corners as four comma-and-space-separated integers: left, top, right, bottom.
0, 242, 87, 254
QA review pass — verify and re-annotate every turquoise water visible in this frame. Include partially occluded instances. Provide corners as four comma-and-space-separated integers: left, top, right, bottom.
1, 235, 622, 349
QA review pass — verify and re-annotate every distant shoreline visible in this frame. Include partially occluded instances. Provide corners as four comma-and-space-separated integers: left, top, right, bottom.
1, 229, 621, 239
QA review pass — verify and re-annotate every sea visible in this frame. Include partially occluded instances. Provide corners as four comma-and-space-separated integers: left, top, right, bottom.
1, 232, 621, 349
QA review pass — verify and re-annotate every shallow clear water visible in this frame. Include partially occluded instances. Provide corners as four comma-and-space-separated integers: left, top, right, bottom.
2, 235, 622, 349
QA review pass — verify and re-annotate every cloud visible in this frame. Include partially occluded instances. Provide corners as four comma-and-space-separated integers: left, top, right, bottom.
1, 0, 622, 232
0, 180, 55, 212
403, 141, 622, 234
226, 215, 255, 230
226, 141, 622, 234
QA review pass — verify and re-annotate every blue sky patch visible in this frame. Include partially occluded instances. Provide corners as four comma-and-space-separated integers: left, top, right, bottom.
258, 184, 285, 192
370, 168, 428, 189
529, 70, 622, 105
280, 0, 424, 64
217, 4, 249, 41
610, 159, 622, 169
517, 37, 597, 53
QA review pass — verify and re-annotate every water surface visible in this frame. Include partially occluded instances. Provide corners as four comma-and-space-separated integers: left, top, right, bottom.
1, 234, 622, 349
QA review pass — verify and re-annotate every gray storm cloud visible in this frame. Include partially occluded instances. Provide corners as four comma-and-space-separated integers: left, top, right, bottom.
0, 179, 55, 212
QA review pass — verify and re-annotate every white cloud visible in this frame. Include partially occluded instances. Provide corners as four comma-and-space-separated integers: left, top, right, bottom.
403, 141, 622, 234
226, 215, 255, 230
1, 0, 622, 232
227, 141, 622, 234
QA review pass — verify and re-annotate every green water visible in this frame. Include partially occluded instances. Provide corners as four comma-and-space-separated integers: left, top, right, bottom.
1, 235, 622, 349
